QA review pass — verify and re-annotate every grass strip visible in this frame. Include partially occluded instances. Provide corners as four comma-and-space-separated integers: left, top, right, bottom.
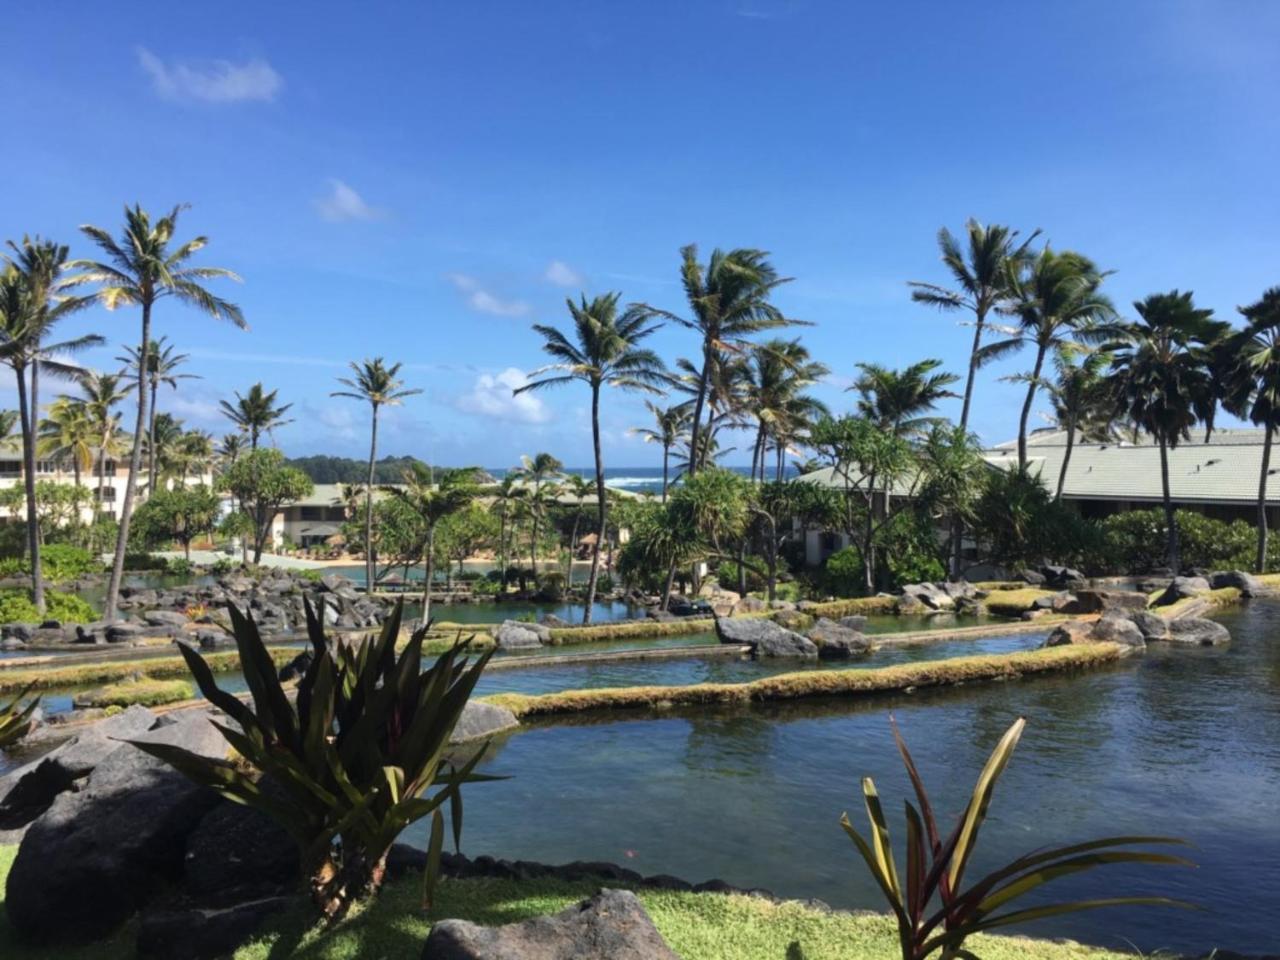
1156, 586, 1242, 619
72, 678, 194, 709
0, 647, 297, 694
0, 846, 1131, 960
482, 643, 1123, 718
802, 596, 897, 618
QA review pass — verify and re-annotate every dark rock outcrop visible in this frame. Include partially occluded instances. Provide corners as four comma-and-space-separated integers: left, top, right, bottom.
1165, 617, 1231, 646
450, 700, 519, 744
806, 618, 870, 659
5, 713, 227, 943
421, 888, 680, 960
715, 616, 816, 658
137, 895, 302, 960
1208, 570, 1265, 597
1155, 576, 1211, 607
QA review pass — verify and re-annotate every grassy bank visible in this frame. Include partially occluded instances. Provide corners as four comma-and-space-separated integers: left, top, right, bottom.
483, 643, 1124, 719
72, 678, 194, 709
0, 846, 1128, 960
547, 617, 717, 643
803, 596, 897, 618
981, 588, 1059, 616
1157, 586, 1242, 618
0, 647, 297, 694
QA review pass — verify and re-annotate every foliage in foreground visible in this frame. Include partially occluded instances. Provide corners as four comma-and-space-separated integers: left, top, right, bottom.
130, 599, 496, 919
843, 717, 1192, 960
0, 684, 40, 748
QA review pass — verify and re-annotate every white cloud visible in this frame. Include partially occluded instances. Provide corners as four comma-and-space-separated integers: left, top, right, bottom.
455, 368, 550, 424
315, 179, 383, 222
136, 47, 281, 103
446, 273, 531, 318
544, 260, 584, 288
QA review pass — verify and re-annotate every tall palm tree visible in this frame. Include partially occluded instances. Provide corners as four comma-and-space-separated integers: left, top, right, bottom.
147, 413, 186, 487
75, 371, 129, 522
176, 429, 215, 484
386, 464, 479, 627
1107, 291, 1226, 571
490, 474, 521, 591
1223, 288, 1280, 572
641, 245, 794, 476
0, 240, 100, 612
332, 358, 422, 591
517, 293, 669, 622
745, 339, 829, 483
69, 204, 244, 621
217, 432, 245, 473
630, 401, 688, 501
1044, 346, 1116, 500
908, 219, 1039, 430
852, 358, 958, 438
219, 382, 292, 449
117, 336, 199, 487
983, 249, 1115, 468
510, 452, 563, 588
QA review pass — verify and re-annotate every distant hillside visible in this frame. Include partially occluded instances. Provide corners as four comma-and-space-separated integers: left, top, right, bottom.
287, 455, 495, 486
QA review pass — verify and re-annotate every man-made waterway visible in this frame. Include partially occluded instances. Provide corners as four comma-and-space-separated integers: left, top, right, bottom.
411, 600, 1280, 956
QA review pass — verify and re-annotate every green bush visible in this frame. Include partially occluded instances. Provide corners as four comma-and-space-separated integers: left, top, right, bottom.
0, 544, 100, 582
823, 546, 863, 598
1099, 508, 1277, 573
973, 468, 1106, 572
535, 570, 566, 602
0, 588, 95, 624
877, 510, 946, 588
122, 552, 165, 571
716, 556, 767, 593
164, 557, 195, 578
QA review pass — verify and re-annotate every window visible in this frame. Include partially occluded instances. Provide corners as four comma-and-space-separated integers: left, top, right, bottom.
36, 460, 56, 474
103, 460, 118, 477
95, 486, 117, 503
820, 531, 839, 552
0, 460, 20, 478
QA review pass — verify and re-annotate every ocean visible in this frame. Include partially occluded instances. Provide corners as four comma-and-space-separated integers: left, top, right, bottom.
487, 465, 800, 495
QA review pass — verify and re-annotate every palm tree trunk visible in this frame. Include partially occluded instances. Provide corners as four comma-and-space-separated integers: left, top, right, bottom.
661, 444, 670, 502
15, 365, 43, 613
775, 442, 784, 482
751, 424, 765, 483
148, 376, 158, 493
1056, 418, 1076, 500
365, 405, 378, 593
958, 306, 986, 431
421, 524, 435, 628
1256, 427, 1273, 573
687, 342, 712, 476
106, 302, 151, 621
1017, 345, 1047, 470
583, 385, 605, 624
530, 503, 539, 592
498, 505, 508, 592
1159, 435, 1179, 572
661, 558, 678, 611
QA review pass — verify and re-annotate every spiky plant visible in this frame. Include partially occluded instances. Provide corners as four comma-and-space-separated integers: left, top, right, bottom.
843, 717, 1192, 960
0, 684, 40, 749
131, 599, 496, 920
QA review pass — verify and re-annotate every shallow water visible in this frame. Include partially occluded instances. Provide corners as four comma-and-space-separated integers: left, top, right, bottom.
410, 601, 1280, 956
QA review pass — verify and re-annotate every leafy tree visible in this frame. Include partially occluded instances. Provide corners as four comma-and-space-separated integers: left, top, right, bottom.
385, 465, 481, 625
984, 249, 1115, 468
915, 424, 986, 577
332, 358, 422, 591
751, 480, 843, 600
131, 485, 221, 560
437, 503, 499, 583
219, 382, 292, 450
0, 240, 100, 612
630, 401, 688, 501
1106, 291, 1227, 570
1222, 287, 1280, 571
117, 336, 198, 485
217, 448, 312, 563
1043, 346, 1116, 499
0, 481, 92, 544
517, 293, 668, 622
642, 245, 795, 475
70, 204, 244, 621
908, 219, 1038, 430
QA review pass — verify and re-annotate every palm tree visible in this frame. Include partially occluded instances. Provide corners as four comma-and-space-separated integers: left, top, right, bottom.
217, 432, 245, 473
69, 204, 244, 621
0, 239, 100, 612
630, 402, 688, 501
38, 398, 94, 494
1107, 291, 1226, 571
517, 293, 669, 622
642, 246, 794, 476
852, 358, 960, 439
176, 429, 215, 484
982, 249, 1115, 468
1223, 288, 1280, 571
332, 358, 422, 591
745, 339, 829, 483
1043, 346, 1116, 500
219, 383, 292, 449
490, 474, 521, 591
147, 413, 186, 487
117, 336, 199, 487
386, 464, 479, 627
0, 410, 19, 441
510, 452, 563, 588
75, 371, 129, 522
908, 219, 1039, 429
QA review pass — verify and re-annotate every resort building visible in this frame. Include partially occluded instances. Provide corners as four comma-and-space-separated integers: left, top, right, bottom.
797, 427, 1280, 567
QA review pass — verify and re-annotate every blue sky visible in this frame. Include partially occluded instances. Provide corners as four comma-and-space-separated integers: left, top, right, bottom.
2, 1, 1277, 468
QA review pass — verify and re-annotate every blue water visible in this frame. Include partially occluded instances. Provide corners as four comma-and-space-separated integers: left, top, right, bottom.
488, 464, 803, 496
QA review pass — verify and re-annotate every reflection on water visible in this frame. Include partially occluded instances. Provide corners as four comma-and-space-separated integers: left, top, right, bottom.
412, 601, 1280, 956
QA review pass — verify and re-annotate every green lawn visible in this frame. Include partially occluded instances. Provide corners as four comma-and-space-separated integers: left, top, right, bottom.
0, 845, 1131, 960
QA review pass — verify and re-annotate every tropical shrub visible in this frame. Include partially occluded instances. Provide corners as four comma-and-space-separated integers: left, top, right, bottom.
716, 555, 768, 593
843, 717, 1191, 960
878, 511, 946, 588
823, 547, 863, 598
131, 599, 496, 920
0, 588, 95, 624
122, 552, 165, 571
0, 544, 100, 582
535, 570, 566, 601
1099, 508, 1279, 573
973, 468, 1104, 572
0, 684, 40, 748
164, 557, 196, 578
